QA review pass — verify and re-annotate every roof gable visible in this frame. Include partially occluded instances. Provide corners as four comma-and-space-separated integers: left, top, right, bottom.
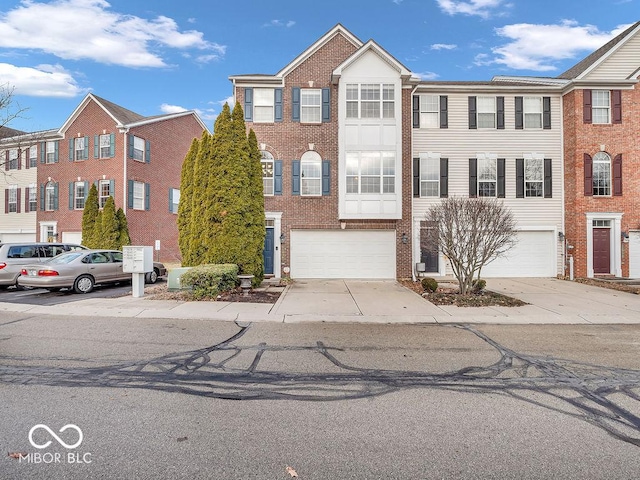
558, 21, 640, 80
332, 40, 418, 83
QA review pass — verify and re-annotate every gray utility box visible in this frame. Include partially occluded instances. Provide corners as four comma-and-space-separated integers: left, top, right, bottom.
167, 267, 193, 291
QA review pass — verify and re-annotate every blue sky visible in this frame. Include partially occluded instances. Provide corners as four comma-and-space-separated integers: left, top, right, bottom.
0, 0, 637, 132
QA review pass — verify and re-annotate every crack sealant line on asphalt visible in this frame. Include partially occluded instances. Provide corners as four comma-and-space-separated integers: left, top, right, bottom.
343, 280, 364, 316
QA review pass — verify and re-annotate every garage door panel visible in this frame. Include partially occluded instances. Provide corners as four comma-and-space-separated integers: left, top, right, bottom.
291, 230, 395, 279
481, 231, 556, 278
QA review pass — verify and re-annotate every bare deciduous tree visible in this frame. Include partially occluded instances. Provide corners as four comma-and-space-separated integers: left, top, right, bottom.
424, 197, 517, 295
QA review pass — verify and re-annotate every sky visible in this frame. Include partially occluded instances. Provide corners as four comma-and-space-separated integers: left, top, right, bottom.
0, 0, 637, 132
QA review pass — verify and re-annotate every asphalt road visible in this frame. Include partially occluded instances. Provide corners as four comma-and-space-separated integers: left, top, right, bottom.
1, 312, 639, 479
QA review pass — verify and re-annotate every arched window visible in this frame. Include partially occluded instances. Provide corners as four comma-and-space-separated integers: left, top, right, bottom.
300, 151, 322, 196
45, 181, 56, 211
261, 151, 274, 196
593, 152, 611, 196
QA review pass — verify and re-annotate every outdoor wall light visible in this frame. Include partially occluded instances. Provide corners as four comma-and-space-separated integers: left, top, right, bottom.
280, 233, 286, 243
622, 231, 629, 241
401, 233, 408, 244
558, 231, 565, 241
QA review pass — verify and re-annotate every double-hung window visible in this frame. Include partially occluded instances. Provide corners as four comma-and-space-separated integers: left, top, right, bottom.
133, 181, 145, 210
74, 137, 86, 161
29, 146, 37, 168
346, 152, 395, 194
300, 151, 322, 196
74, 182, 86, 210
524, 97, 542, 129
477, 97, 496, 128
525, 158, 543, 197
46, 141, 56, 163
169, 188, 180, 214
346, 84, 395, 119
592, 90, 610, 124
261, 151, 274, 196
8, 149, 18, 170
253, 88, 275, 123
301, 89, 321, 123
28, 183, 37, 211
99, 179, 112, 208
133, 136, 145, 162
7, 185, 17, 212
478, 157, 497, 197
99, 134, 111, 158
45, 182, 56, 210
420, 157, 440, 197
419, 95, 439, 128
593, 152, 611, 196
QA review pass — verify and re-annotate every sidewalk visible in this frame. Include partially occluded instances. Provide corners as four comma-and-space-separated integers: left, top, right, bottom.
2, 278, 640, 325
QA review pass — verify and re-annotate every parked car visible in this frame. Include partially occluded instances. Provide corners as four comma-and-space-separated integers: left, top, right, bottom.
146, 262, 167, 284
18, 250, 129, 293
0, 242, 87, 289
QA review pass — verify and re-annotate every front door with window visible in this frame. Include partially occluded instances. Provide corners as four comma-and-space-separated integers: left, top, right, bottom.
593, 228, 611, 274
420, 222, 439, 273
263, 228, 274, 275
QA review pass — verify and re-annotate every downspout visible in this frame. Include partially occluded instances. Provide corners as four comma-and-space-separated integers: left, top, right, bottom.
121, 127, 129, 215
410, 84, 419, 282
559, 94, 566, 278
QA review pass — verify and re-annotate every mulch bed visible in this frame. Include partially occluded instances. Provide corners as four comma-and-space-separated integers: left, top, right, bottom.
143, 283, 283, 303
573, 277, 640, 295
398, 279, 528, 307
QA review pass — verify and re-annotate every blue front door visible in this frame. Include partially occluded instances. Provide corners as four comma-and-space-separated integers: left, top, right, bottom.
263, 228, 274, 275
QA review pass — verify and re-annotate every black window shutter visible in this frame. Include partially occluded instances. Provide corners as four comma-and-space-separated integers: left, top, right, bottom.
322, 88, 330, 122
584, 154, 593, 196
440, 158, 448, 198
322, 160, 330, 195
274, 160, 283, 195
469, 158, 477, 197
145, 140, 150, 164
16, 188, 20, 213
292, 160, 300, 195
544, 159, 552, 198
613, 154, 622, 196
16, 149, 21, 170
612, 90, 622, 124
496, 97, 505, 130
468, 97, 477, 129
94, 135, 99, 158
127, 134, 134, 159
583, 90, 592, 124
53, 183, 59, 210
4, 189, 7, 213
413, 158, 420, 197
244, 88, 253, 122
144, 183, 150, 211
40, 184, 44, 211
497, 158, 505, 198
543, 97, 551, 129
516, 159, 524, 198
515, 97, 523, 129
69, 138, 74, 161
40, 142, 46, 164
274, 88, 283, 122
412, 96, 420, 128
68, 182, 74, 210
24, 186, 29, 212
439, 96, 448, 128
127, 180, 134, 208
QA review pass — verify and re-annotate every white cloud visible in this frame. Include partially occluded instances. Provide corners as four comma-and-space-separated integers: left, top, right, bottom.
0, 0, 226, 67
263, 20, 296, 28
487, 20, 633, 71
218, 96, 235, 108
160, 103, 218, 123
159, 103, 187, 114
415, 71, 440, 80
431, 43, 457, 51
0, 63, 85, 97
436, 0, 508, 19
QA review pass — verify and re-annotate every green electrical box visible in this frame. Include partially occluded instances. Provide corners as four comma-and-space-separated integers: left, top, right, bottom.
167, 267, 193, 291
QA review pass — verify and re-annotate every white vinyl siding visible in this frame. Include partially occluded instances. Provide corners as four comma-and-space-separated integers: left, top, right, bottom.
585, 33, 640, 80
412, 91, 563, 276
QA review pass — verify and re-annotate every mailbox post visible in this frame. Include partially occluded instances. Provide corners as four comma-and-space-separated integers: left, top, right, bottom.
123, 246, 153, 298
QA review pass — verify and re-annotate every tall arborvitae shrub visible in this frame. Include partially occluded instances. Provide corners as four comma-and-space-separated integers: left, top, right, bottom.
116, 208, 131, 249
244, 128, 266, 284
81, 183, 100, 247
100, 196, 119, 250
187, 130, 214, 266
178, 137, 199, 264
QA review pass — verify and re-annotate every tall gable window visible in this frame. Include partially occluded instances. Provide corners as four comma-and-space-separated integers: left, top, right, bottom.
261, 151, 274, 196
346, 84, 395, 119
301, 89, 321, 123
254, 88, 275, 123
44, 181, 58, 211
593, 152, 611, 196
592, 90, 610, 124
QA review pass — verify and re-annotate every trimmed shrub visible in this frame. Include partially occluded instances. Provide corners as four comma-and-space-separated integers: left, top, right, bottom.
179, 264, 239, 300
472, 278, 487, 292
421, 277, 438, 293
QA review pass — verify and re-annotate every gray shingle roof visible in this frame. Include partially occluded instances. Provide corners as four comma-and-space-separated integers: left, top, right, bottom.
91, 94, 145, 125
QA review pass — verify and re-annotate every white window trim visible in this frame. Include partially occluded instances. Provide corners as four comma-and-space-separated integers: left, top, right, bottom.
7, 185, 18, 213
300, 151, 322, 197
28, 183, 37, 212
46, 142, 56, 164
346, 83, 395, 119
132, 181, 145, 210
265, 211, 282, 279
133, 136, 145, 162
523, 96, 543, 129
99, 134, 111, 159
592, 152, 611, 197
586, 212, 622, 278
39, 221, 57, 242
592, 90, 611, 125
477, 154, 497, 197
300, 89, 322, 124
8, 149, 18, 170
419, 153, 440, 197
74, 137, 85, 161
419, 95, 439, 129
99, 180, 111, 209
477, 96, 496, 129
524, 154, 544, 198
74, 182, 86, 210
253, 88, 275, 123
45, 182, 56, 211
346, 151, 395, 195
170, 188, 180, 214
261, 151, 274, 196
29, 146, 37, 168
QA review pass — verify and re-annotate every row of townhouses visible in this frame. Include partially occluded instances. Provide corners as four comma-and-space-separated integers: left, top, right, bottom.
1, 23, 639, 280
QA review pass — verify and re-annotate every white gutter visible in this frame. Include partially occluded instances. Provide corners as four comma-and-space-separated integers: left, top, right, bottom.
120, 127, 129, 214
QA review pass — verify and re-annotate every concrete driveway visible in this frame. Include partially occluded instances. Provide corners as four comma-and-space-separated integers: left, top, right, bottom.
271, 277, 640, 324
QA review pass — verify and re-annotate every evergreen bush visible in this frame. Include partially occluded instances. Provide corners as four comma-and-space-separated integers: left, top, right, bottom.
421, 277, 438, 293
179, 264, 239, 300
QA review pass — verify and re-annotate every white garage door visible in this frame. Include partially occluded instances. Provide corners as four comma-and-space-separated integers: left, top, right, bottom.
480, 230, 556, 277
290, 230, 396, 279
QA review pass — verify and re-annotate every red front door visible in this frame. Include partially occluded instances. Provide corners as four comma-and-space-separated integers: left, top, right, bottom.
593, 228, 611, 274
